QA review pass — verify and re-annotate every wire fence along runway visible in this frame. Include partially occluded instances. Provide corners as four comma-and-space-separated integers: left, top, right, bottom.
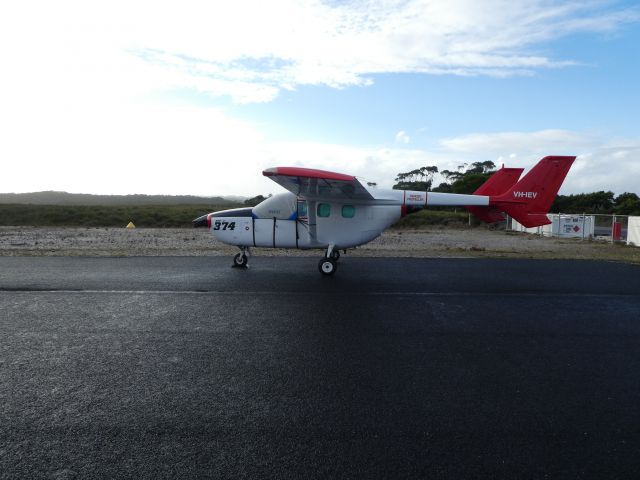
1, 257, 640, 479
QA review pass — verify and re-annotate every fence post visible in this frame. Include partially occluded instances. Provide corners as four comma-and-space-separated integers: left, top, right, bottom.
582, 213, 586, 241
612, 214, 617, 244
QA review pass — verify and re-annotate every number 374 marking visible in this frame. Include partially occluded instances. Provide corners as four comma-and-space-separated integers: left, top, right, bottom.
213, 220, 236, 231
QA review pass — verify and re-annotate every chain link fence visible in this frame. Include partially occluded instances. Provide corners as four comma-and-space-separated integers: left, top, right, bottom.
509, 213, 637, 244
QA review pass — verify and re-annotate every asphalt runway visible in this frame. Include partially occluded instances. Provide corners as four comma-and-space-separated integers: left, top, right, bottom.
1, 256, 640, 479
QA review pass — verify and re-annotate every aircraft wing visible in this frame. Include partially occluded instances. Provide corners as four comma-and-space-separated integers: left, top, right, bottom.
263, 167, 375, 201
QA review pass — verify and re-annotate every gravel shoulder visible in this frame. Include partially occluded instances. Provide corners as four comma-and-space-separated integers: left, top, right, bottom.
1, 226, 639, 263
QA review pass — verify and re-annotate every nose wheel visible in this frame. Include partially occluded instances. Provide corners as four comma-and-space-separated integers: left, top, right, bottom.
232, 247, 250, 269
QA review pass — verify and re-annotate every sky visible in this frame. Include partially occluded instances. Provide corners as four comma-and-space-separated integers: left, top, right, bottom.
1, 0, 639, 197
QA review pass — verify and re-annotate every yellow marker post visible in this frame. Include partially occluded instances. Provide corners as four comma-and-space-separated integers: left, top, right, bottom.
126, 221, 136, 229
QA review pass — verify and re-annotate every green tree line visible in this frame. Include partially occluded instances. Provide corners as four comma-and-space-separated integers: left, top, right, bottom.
0, 204, 239, 227
0, 191, 234, 206
552, 191, 640, 215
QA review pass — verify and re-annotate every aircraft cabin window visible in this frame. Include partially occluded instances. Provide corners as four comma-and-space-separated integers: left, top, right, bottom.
317, 203, 331, 217
342, 205, 355, 218
297, 201, 308, 217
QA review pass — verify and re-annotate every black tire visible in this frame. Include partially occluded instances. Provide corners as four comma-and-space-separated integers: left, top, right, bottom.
233, 253, 248, 267
318, 258, 337, 276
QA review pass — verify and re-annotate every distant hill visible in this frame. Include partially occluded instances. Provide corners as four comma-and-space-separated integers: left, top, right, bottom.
0, 191, 240, 206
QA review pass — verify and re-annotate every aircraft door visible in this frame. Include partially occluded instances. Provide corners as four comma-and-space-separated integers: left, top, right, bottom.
253, 219, 273, 247
275, 219, 297, 247
295, 199, 312, 248
253, 218, 297, 247
252, 192, 298, 247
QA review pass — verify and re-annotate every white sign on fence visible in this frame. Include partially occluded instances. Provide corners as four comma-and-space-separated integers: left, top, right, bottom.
627, 216, 640, 247
553, 215, 595, 238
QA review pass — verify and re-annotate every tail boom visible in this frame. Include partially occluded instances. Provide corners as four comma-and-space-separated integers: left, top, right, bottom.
397, 156, 574, 228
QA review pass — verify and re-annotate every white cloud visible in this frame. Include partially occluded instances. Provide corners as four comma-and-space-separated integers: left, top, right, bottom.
260, 130, 640, 197
125, 0, 638, 100
436, 130, 640, 195
395, 131, 410, 144
0, 2, 638, 197
439, 129, 591, 155
1, 1, 636, 104
1, 91, 638, 197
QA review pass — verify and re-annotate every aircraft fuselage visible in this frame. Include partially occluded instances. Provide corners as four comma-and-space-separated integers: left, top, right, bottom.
193, 157, 575, 274
205, 189, 489, 250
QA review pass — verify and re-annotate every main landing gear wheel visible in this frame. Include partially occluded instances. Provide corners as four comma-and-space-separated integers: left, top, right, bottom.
233, 253, 248, 268
318, 258, 337, 276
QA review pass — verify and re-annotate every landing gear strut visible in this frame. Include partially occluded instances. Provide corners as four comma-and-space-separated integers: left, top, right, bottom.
233, 247, 250, 268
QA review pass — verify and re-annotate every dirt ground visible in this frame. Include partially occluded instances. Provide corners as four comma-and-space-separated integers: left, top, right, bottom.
1, 226, 639, 263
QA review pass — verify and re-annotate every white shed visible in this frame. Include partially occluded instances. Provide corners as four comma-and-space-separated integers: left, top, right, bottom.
627, 216, 640, 247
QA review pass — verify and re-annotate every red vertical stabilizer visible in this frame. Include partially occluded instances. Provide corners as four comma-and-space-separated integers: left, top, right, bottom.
490, 156, 576, 228
466, 167, 524, 223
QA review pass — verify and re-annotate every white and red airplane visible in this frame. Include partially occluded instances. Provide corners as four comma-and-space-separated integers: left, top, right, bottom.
194, 155, 575, 275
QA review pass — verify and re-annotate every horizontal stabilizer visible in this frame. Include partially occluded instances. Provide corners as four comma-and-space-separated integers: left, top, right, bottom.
465, 206, 509, 224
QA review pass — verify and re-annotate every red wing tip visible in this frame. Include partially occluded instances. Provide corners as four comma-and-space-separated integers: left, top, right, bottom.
262, 166, 355, 181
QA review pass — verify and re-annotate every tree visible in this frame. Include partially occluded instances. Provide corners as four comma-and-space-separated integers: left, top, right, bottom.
451, 173, 492, 194
551, 191, 615, 213
614, 192, 640, 215
431, 182, 453, 193
465, 161, 496, 174
244, 194, 268, 206
440, 169, 463, 184
393, 165, 439, 191
446, 161, 496, 193
394, 161, 498, 194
